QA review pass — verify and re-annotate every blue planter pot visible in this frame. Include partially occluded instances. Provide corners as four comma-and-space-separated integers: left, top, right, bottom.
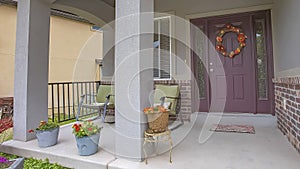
36, 127, 59, 148
7, 158, 24, 169
75, 132, 100, 156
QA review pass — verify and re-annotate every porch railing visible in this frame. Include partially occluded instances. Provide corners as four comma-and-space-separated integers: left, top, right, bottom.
48, 81, 101, 123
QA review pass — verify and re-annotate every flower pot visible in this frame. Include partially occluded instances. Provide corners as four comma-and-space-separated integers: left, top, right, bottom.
36, 127, 59, 148
75, 132, 100, 156
7, 158, 24, 169
146, 111, 169, 133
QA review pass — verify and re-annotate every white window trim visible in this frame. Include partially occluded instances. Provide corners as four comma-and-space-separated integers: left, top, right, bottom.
154, 16, 172, 80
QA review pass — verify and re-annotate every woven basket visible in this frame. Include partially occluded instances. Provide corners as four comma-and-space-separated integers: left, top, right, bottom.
146, 112, 169, 133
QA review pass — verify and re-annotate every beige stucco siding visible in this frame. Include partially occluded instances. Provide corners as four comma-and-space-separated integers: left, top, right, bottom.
49, 15, 102, 83
0, 5, 103, 97
0, 5, 17, 97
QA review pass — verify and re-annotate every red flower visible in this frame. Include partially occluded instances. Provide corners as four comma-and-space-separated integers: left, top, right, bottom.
216, 36, 222, 42
28, 129, 34, 133
72, 123, 81, 132
238, 33, 246, 43
234, 48, 241, 54
88, 127, 93, 131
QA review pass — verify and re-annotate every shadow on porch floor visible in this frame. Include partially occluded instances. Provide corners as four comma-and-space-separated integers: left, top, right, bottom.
1, 113, 299, 169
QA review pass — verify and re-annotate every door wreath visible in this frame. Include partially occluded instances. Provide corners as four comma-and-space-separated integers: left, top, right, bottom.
215, 24, 247, 58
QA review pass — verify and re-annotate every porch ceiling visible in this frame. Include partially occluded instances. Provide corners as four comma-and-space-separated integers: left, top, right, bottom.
102, 0, 115, 7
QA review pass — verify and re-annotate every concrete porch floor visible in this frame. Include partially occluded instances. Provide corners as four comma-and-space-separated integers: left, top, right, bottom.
1, 112, 300, 169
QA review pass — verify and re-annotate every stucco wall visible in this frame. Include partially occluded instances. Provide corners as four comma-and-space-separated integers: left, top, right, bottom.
49, 15, 102, 83
0, 5, 16, 98
0, 5, 102, 97
273, 0, 300, 77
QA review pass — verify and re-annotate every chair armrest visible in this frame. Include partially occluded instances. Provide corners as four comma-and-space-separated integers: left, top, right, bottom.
105, 94, 114, 99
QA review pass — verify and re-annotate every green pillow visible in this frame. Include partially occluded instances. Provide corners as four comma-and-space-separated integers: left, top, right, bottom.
96, 85, 115, 105
154, 85, 179, 115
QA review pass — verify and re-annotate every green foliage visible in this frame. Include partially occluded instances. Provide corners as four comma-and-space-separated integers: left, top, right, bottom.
0, 153, 70, 169
0, 152, 18, 160
0, 128, 13, 143
24, 158, 70, 169
36, 121, 59, 131
72, 121, 102, 138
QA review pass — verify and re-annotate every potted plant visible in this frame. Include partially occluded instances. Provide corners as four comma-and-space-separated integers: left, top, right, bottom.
72, 121, 102, 156
0, 156, 24, 169
28, 121, 60, 148
144, 105, 169, 133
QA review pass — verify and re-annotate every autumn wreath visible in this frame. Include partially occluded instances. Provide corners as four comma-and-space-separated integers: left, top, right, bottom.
215, 24, 247, 58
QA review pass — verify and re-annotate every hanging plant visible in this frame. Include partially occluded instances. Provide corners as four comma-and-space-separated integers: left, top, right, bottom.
215, 24, 247, 58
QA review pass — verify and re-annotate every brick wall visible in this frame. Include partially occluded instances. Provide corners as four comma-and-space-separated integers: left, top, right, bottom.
274, 77, 300, 153
0, 97, 13, 107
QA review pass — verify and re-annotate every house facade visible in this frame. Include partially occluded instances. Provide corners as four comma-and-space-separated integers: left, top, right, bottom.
11, 0, 300, 161
0, 2, 103, 98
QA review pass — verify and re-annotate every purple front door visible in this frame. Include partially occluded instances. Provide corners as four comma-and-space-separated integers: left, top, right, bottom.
191, 10, 274, 114
209, 16, 255, 112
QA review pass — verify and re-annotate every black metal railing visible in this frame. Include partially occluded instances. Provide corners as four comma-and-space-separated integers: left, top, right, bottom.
48, 81, 101, 123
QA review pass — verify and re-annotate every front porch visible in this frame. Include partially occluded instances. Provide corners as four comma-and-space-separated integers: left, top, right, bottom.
4, 0, 300, 167
1, 113, 299, 169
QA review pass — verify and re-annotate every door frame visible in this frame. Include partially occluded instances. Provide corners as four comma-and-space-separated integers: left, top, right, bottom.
190, 10, 275, 114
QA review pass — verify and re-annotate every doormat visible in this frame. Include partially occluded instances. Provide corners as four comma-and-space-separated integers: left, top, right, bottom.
210, 124, 255, 134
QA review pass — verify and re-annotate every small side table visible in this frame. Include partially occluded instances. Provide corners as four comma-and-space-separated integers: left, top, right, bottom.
143, 129, 173, 164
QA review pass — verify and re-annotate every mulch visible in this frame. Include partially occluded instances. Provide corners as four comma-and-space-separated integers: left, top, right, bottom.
0, 118, 13, 134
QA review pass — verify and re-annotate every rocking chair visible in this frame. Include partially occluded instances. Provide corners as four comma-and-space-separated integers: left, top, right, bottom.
76, 85, 114, 122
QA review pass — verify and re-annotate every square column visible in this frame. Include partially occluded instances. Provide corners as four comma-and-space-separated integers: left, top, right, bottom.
101, 24, 115, 81
115, 0, 154, 161
14, 0, 51, 141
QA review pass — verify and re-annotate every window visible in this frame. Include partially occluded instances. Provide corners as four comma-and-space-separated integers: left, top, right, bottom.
254, 19, 268, 100
154, 16, 172, 79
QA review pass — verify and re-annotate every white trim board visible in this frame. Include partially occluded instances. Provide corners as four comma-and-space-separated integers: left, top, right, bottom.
185, 4, 274, 19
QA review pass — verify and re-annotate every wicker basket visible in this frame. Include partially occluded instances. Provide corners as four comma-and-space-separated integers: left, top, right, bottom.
146, 111, 169, 133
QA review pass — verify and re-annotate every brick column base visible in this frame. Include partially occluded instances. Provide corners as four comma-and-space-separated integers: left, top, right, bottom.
273, 77, 300, 153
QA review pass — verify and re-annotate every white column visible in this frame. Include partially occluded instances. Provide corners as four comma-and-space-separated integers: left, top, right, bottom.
101, 24, 115, 81
14, 0, 51, 141
115, 0, 154, 161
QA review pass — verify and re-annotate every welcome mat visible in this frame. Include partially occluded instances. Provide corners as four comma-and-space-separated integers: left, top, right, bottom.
210, 124, 255, 134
